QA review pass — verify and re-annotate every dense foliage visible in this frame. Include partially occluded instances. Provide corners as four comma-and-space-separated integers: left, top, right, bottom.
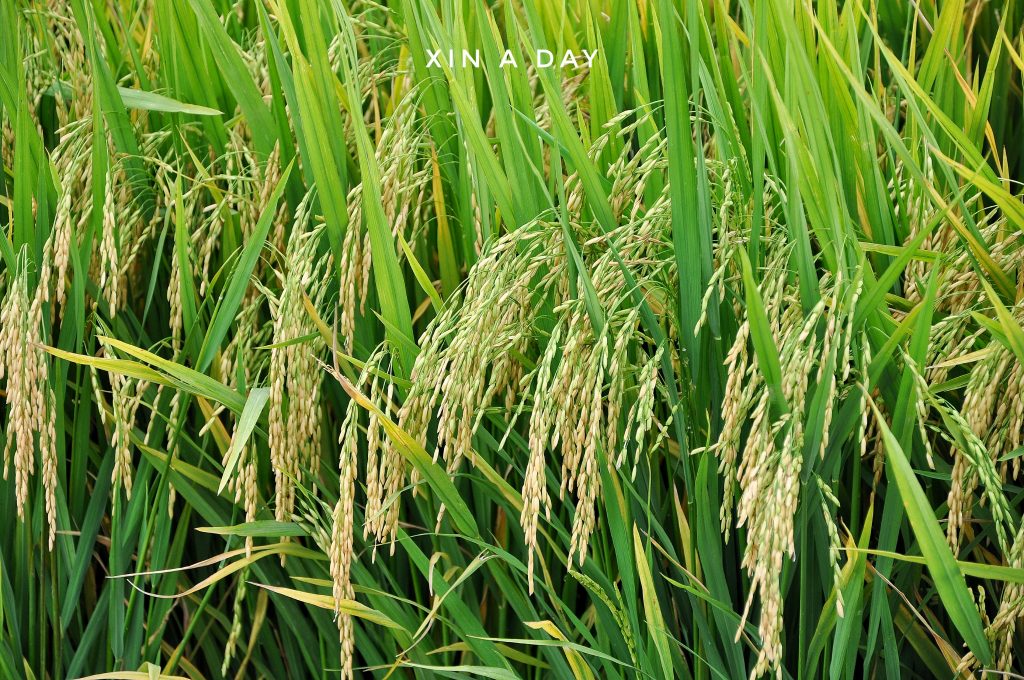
2, 0, 1024, 678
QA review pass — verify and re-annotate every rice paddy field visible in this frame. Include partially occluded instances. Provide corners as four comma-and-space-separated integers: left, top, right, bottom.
4, 0, 1024, 677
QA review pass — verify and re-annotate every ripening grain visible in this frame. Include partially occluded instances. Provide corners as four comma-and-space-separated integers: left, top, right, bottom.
1, 1, 1024, 678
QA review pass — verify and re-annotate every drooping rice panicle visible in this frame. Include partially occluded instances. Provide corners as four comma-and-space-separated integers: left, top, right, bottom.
0, 252, 57, 547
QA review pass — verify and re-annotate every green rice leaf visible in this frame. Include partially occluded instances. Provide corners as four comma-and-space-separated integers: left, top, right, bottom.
217, 387, 270, 495
867, 396, 992, 665
115, 87, 222, 116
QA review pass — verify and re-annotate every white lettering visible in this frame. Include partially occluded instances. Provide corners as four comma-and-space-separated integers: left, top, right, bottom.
425, 47, 598, 70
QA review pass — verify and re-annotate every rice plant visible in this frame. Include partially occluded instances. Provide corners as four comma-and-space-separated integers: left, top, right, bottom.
2, 0, 1024, 678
